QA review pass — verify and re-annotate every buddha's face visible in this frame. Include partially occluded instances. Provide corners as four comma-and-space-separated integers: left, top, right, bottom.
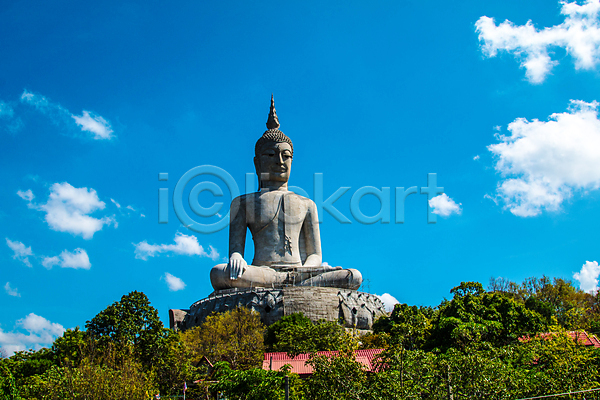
255, 142, 293, 184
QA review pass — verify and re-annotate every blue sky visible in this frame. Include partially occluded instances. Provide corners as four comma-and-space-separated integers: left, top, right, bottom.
2, 0, 600, 355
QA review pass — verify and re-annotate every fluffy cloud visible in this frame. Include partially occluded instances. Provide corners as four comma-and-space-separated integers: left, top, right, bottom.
4, 282, 20, 297
17, 189, 34, 203
573, 261, 600, 294
20, 90, 114, 140
476, 0, 600, 83
163, 272, 186, 291
378, 293, 400, 313
72, 111, 113, 140
488, 100, 600, 217
20, 182, 116, 239
0, 313, 65, 356
429, 194, 462, 217
6, 238, 33, 267
42, 249, 91, 270
134, 233, 219, 261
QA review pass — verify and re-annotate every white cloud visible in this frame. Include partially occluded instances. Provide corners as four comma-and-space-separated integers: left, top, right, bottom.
476, 0, 600, 83
488, 100, 600, 217
473, 155, 481, 160
573, 260, 600, 294
72, 111, 113, 140
378, 293, 400, 313
21, 90, 69, 120
41, 256, 60, 269
22, 182, 116, 239
163, 272, 186, 291
0, 313, 65, 356
4, 282, 20, 297
20, 90, 114, 140
134, 232, 220, 261
17, 189, 34, 203
42, 249, 91, 270
110, 198, 121, 208
19, 313, 64, 336
429, 194, 462, 217
6, 238, 33, 267
0, 101, 14, 118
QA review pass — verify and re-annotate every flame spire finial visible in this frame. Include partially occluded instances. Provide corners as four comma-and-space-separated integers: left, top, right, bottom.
266, 94, 280, 130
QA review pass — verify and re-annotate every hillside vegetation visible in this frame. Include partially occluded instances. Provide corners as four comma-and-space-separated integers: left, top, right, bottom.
1, 276, 599, 399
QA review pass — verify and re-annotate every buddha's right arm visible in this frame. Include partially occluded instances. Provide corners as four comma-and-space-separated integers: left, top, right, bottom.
228, 196, 248, 280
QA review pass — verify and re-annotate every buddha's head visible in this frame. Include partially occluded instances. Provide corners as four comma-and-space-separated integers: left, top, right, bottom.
254, 96, 293, 186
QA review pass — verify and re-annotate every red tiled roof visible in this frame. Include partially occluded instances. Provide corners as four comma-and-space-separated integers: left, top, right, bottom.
519, 331, 600, 348
262, 349, 384, 375
566, 331, 600, 347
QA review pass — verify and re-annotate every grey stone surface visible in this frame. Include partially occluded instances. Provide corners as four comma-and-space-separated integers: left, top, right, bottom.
169, 286, 387, 332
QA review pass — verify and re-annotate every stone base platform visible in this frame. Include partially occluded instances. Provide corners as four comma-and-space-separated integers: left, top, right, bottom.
169, 286, 387, 332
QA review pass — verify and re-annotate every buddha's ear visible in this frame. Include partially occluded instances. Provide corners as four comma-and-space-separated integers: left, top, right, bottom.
253, 157, 262, 189
253, 156, 260, 174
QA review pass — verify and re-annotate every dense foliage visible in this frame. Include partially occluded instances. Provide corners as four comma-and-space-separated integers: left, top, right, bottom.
180, 306, 265, 370
1, 276, 599, 399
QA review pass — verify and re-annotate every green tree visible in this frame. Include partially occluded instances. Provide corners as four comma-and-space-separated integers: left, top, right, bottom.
85, 291, 191, 395
51, 327, 87, 367
265, 313, 313, 351
85, 291, 169, 369
305, 350, 369, 400
368, 348, 439, 399
181, 307, 265, 370
1, 348, 55, 389
518, 331, 600, 396
489, 276, 597, 331
19, 348, 158, 400
0, 363, 23, 400
265, 313, 357, 356
429, 282, 546, 350
373, 303, 433, 350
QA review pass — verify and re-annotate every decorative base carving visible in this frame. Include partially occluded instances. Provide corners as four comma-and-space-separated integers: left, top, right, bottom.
169, 287, 387, 332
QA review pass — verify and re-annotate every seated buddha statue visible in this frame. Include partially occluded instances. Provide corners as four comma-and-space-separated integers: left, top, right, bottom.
210, 96, 362, 291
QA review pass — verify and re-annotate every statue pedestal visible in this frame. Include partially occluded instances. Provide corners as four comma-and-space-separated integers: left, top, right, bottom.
169, 286, 387, 332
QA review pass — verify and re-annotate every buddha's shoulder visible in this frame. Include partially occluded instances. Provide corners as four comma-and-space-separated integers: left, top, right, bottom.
286, 192, 316, 205
231, 193, 251, 205
231, 192, 263, 205
232, 191, 315, 206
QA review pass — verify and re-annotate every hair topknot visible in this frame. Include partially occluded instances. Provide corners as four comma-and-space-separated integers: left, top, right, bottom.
255, 95, 293, 157
255, 129, 294, 157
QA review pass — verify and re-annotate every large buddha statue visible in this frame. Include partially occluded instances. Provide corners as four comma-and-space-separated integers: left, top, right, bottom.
210, 96, 362, 291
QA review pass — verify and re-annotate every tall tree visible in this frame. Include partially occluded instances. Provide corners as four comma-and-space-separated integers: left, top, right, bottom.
428, 282, 546, 350
181, 307, 265, 370
373, 304, 433, 350
85, 291, 168, 369
265, 313, 358, 357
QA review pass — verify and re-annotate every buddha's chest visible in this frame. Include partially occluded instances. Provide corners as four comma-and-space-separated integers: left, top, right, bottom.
246, 193, 307, 232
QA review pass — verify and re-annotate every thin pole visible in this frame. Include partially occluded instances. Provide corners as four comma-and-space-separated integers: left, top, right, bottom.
285, 376, 289, 400
446, 365, 453, 400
